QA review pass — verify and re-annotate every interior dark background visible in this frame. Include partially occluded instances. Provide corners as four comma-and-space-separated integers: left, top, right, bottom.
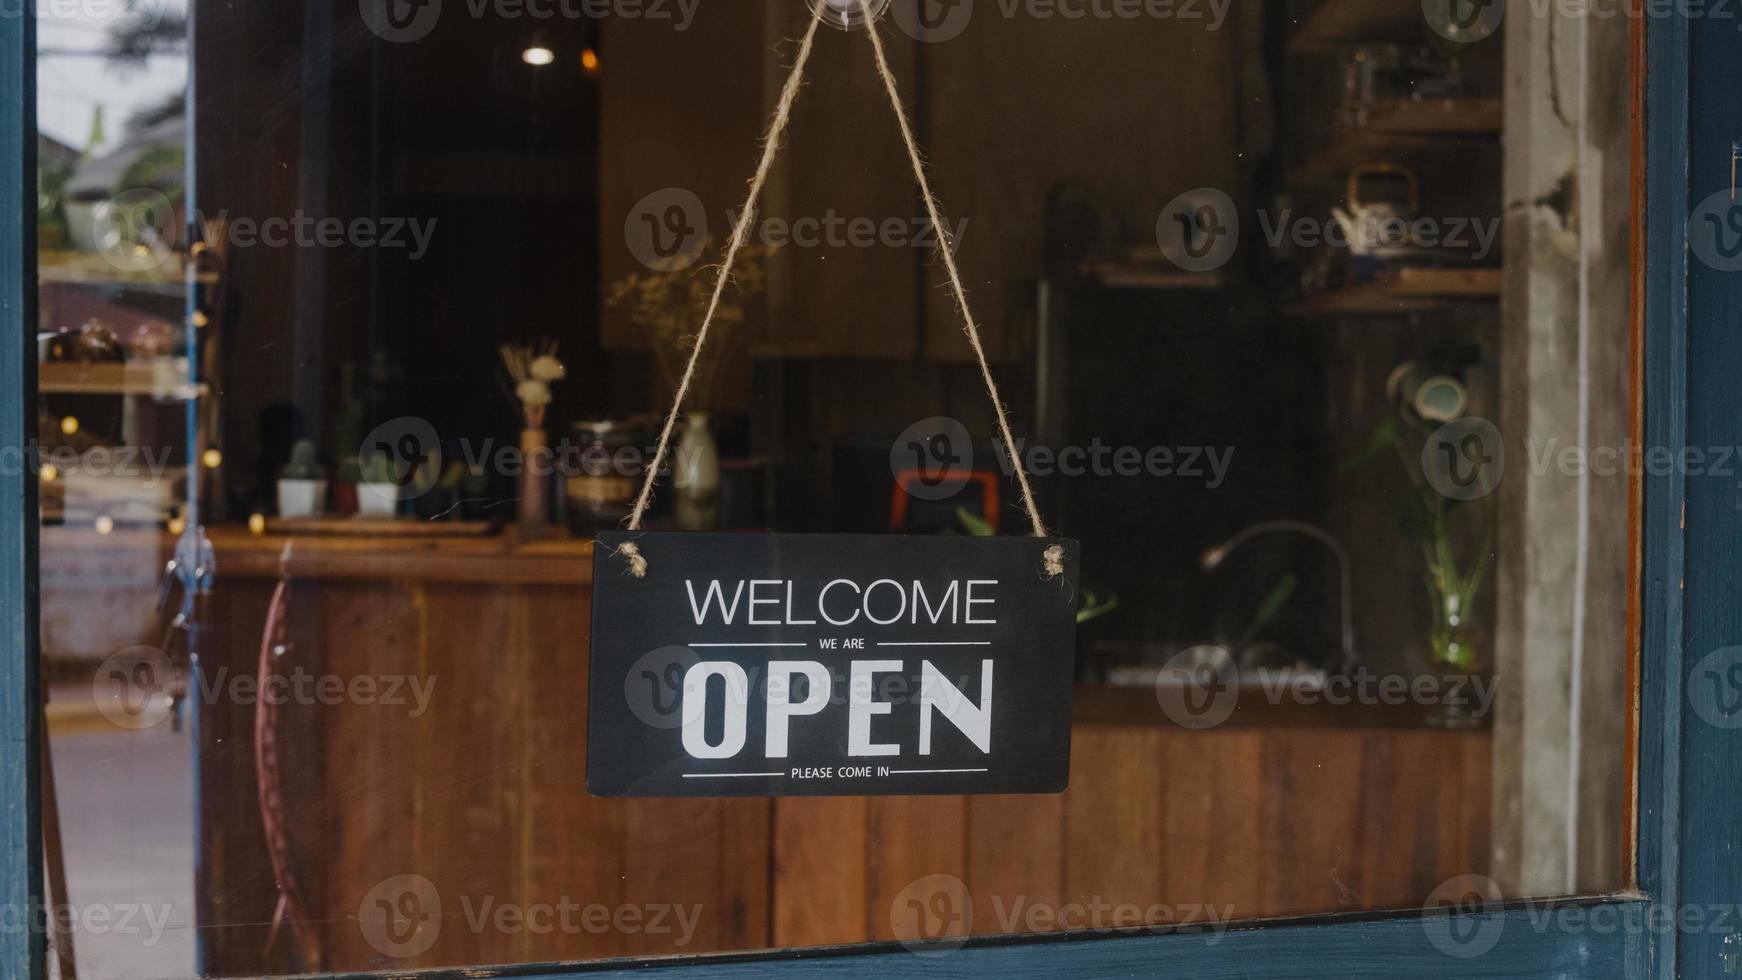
192, 0, 1503, 679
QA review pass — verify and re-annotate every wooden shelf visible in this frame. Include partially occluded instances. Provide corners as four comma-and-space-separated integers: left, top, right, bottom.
1291, 0, 1428, 52
1084, 261, 1226, 291
264, 515, 495, 538
1290, 98, 1502, 185
1063, 247, 1228, 290
1286, 266, 1502, 317
1362, 96, 1502, 134
38, 359, 203, 400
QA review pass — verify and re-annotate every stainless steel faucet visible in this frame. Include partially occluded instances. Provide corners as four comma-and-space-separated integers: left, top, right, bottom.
1201, 519, 1357, 675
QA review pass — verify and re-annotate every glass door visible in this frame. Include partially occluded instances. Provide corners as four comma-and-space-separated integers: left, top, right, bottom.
6, 1, 1736, 978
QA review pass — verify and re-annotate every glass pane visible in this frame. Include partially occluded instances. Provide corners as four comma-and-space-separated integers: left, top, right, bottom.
34, 0, 1636, 974
37, 1, 197, 976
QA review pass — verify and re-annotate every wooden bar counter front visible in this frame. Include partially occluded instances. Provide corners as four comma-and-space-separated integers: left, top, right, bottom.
48, 527, 1491, 974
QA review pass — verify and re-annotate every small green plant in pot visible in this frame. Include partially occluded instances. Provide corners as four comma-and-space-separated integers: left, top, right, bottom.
277, 439, 327, 519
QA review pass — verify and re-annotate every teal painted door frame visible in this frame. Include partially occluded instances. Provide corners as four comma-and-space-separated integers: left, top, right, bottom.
2, 4, 43, 978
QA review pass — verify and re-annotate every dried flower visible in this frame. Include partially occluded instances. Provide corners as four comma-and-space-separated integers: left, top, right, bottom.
516, 379, 552, 408
531, 355, 566, 382
607, 240, 774, 409
501, 338, 564, 428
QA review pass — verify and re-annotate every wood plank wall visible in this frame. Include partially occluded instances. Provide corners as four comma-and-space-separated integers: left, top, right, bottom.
774, 727, 1490, 948
181, 574, 1488, 975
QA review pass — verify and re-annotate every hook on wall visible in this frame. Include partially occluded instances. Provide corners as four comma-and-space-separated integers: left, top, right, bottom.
808, 0, 890, 31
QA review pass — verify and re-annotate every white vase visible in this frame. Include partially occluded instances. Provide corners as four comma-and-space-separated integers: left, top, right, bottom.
358, 482, 401, 517
673, 411, 720, 530
277, 479, 326, 519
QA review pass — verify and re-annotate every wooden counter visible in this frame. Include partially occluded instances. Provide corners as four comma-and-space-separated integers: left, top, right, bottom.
42, 526, 1491, 974
206, 525, 596, 585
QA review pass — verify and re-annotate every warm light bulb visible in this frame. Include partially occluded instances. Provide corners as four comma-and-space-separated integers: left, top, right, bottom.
167, 515, 186, 535
202, 448, 223, 469
580, 48, 600, 73
60, 415, 78, 436
39, 463, 57, 482
248, 512, 266, 535
94, 515, 114, 535
522, 46, 555, 66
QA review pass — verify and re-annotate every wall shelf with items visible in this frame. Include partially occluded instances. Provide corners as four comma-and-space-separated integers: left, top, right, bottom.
1280, 0, 1504, 315
36, 244, 220, 531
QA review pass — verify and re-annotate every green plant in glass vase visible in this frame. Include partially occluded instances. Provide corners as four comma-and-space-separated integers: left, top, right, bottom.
1343, 414, 1494, 725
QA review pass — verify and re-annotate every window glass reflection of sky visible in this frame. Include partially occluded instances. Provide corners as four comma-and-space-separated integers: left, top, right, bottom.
36, 1, 188, 151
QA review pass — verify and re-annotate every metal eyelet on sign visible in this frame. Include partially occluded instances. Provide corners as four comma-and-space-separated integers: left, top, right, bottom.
809, 0, 890, 31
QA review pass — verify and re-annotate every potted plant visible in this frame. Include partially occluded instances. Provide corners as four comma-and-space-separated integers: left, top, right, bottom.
500, 339, 567, 529
1343, 410, 1493, 728
276, 439, 326, 519
357, 451, 401, 517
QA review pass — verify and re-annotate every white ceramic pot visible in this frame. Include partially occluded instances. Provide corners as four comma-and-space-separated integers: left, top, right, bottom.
276, 479, 327, 519
358, 482, 401, 517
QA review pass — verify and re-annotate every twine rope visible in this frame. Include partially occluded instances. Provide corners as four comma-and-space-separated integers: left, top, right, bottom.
857, 0, 1061, 578
615, 1, 828, 578
618, 0, 1061, 580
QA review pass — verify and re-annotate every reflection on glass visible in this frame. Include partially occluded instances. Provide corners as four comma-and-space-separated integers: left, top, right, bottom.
39, 4, 196, 978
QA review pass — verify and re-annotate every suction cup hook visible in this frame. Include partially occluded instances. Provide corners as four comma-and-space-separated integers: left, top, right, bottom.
809, 0, 890, 30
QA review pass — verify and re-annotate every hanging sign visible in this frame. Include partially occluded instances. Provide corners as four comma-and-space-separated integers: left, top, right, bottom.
586, 4, 1077, 799
587, 532, 1079, 797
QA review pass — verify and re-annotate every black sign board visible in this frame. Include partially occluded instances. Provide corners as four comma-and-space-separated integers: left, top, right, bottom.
588, 532, 1079, 797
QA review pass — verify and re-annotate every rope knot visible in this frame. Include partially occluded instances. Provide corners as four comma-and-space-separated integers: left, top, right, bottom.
616, 541, 648, 578
1042, 543, 1065, 579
